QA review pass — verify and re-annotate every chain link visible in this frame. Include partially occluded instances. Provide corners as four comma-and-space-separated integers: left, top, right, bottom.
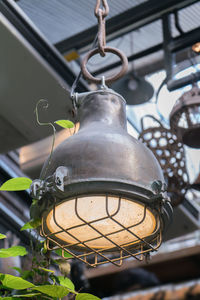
95, 0, 109, 57
95, 0, 109, 17
80, 0, 128, 85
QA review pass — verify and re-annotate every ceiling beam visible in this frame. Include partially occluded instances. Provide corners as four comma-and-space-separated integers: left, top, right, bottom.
92, 26, 200, 78
0, 0, 89, 93
55, 0, 199, 54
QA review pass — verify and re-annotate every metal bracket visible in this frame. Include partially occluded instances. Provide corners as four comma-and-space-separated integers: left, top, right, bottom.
30, 167, 69, 199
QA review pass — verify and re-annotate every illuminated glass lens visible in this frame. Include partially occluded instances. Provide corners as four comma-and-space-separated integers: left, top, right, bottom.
46, 196, 157, 250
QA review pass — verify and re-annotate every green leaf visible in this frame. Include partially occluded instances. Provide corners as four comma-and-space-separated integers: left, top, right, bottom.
0, 295, 40, 299
0, 234, 6, 240
0, 273, 34, 290
0, 294, 40, 299
21, 270, 33, 280
38, 267, 54, 273
58, 276, 75, 291
76, 293, 101, 300
32, 199, 38, 205
10, 267, 22, 274
0, 246, 27, 258
33, 285, 70, 297
54, 249, 73, 258
54, 120, 74, 129
0, 297, 21, 300
20, 219, 41, 231
0, 178, 32, 191
11, 293, 41, 298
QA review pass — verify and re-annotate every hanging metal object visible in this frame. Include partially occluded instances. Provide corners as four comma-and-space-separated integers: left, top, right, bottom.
111, 71, 154, 105
29, 0, 172, 267
192, 42, 200, 54
139, 115, 189, 207
31, 89, 172, 267
111, 31, 154, 105
170, 85, 200, 148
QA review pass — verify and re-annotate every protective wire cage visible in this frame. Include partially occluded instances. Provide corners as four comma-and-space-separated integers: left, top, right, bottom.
170, 85, 200, 148
40, 195, 163, 267
139, 115, 189, 207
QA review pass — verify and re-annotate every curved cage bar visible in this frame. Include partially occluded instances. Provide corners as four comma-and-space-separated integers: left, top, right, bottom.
31, 90, 172, 267
170, 85, 200, 148
139, 115, 189, 207
40, 194, 162, 267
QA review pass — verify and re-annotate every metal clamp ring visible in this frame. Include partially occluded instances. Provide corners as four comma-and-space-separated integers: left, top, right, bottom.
81, 46, 128, 84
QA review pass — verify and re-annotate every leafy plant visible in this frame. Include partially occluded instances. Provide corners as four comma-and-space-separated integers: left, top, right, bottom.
0, 116, 101, 299
0, 246, 27, 258
54, 120, 74, 129
0, 231, 100, 299
0, 178, 32, 191
0, 268, 100, 299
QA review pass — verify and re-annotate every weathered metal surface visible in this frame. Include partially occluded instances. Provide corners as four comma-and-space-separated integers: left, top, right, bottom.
42, 91, 165, 190
81, 47, 128, 84
139, 115, 189, 207
106, 278, 200, 300
33, 90, 172, 266
170, 85, 200, 148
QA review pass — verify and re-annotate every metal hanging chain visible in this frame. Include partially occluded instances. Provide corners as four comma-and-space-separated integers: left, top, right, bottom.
70, 0, 108, 96
72, 0, 128, 86
81, 0, 128, 84
95, 0, 109, 57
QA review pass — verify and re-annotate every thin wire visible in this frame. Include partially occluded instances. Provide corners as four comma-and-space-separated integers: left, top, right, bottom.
87, 35, 125, 67
174, 11, 184, 35
155, 77, 169, 126
70, 34, 98, 97
34, 99, 56, 180
130, 31, 135, 72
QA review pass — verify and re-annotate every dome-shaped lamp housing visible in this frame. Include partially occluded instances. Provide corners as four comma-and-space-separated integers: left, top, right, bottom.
111, 72, 154, 105
30, 89, 172, 267
170, 85, 200, 148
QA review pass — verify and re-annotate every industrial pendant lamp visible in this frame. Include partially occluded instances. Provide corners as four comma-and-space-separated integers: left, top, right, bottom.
111, 32, 154, 105
30, 0, 172, 267
111, 71, 154, 105
170, 85, 200, 148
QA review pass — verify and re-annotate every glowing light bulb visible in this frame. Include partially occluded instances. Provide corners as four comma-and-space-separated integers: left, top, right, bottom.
46, 195, 157, 250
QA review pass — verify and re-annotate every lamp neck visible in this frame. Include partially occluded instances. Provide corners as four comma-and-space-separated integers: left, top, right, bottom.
78, 91, 127, 130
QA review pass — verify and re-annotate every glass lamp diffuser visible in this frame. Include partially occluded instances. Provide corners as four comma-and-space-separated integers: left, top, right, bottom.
31, 89, 172, 267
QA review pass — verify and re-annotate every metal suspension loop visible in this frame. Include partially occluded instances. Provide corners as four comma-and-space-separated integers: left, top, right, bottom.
81, 47, 128, 84
94, 0, 109, 57
81, 0, 128, 84
97, 9, 106, 57
95, 0, 109, 18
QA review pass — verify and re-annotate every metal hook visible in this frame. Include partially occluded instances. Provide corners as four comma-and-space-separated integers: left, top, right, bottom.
100, 76, 108, 90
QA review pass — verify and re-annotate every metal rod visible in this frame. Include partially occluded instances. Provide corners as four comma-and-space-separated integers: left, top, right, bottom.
167, 71, 200, 91
0, 0, 89, 93
92, 26, 200, 78
162, 14, 174, 80
55, 0, 198, 54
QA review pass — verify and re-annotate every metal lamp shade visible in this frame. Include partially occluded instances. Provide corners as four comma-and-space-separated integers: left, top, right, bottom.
111, 72, 154, 105
170, 86, 200, 148
31, 90, 172, 267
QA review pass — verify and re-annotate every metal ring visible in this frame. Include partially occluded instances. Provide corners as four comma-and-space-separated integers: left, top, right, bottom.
81, 46, 128, 84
